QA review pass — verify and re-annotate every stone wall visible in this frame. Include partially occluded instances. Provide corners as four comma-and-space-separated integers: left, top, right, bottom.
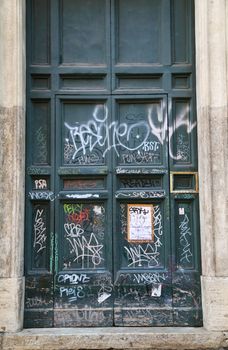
0, 0, 25, 332
195, 0, 228, 331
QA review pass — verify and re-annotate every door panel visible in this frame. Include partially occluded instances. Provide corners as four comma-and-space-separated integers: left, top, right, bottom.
115, 0, 162, 65
60, 0, 108, 65
112, 96, 172, 325
25, 0, 202, 328
113, 98, 167, 167
54, 97, 113, 326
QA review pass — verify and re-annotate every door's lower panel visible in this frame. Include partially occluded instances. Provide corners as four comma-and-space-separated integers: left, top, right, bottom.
54, 308, 113, 327
114, 307, 173, 326
114, 282, 173, 326
24, 275, 54, 328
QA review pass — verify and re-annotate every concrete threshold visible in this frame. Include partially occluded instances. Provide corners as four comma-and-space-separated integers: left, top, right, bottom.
1, 327, 227, 350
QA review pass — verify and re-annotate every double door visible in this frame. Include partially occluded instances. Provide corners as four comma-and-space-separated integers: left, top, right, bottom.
25, 0, 202, 327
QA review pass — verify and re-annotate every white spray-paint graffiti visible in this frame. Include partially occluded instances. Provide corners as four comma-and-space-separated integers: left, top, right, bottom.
133, 272, 168, 285
64, 103, 196, 163
125, 309, 171, 324
124, 205, 163, 267
64, 223, 84, 238
64, 205, 105, 268
179, 214, 193, 264
64, 105, 150, 160
59, 286, 85, 303
25, 297, 51, 308
34, 179, 47, 189
58, 273, 90, 285
67, 233, 104, 268
115, 191, 165, 199
29, 191, 57, 201
70, 307, 106, 324
33, 209, 47, 253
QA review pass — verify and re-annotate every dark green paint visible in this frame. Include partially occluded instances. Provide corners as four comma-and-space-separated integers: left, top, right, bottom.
25, 0, 201, 328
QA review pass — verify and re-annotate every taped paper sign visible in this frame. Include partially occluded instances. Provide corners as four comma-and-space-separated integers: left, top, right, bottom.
127, 204, 154, 243
151, 284, 162, 297
179, 207, 185, 215
98, 292, 111, 304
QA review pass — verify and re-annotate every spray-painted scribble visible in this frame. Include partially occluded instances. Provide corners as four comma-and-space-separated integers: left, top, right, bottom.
64, 223, 84, 238
29, 191, 57, 201
176, 134, 190, 162
120, 177, 161, 189
64, 105, 151, 162
116, 191, 165, 199
64, 204, 105, 269
179, 214, 193, 264
64, 204, 90, 224
58, 273, 90, 285
34, 179, 47, 189
35, 126, 48, 163
133, 272, 168, 285
92, 206, 105, 239
64, 103, 196, 165
121, 150, 161, 164
59, 285, 85, 303
25, 297, 52, 308
147, 103, 196, 160
69, 307, 106, 324
66, 194, 99, 199
124, 309, 172, 325
142, 141, 160, 152
67, 233, 104, 268
33, 209, 47, 253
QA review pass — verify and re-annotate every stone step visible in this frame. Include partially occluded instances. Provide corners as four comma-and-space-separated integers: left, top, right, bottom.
1, 327, 227, 350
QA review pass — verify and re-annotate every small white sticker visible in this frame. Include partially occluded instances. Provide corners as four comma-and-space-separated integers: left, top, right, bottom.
98, 293, 111, 304
151, 284, 162, 297
179, 208, 185, 215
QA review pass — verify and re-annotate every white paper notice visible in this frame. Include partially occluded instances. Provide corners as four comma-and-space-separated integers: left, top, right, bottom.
98, 293, 111, 304
127, 204, 154, 242
151, 284, 162, 297
179, 208, 185, 215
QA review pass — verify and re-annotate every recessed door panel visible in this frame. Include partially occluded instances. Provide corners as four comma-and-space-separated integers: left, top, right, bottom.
61, 100, 110, 166
112, 96, 171, 326
54, 97, 113, 326
60, 0, 108, 65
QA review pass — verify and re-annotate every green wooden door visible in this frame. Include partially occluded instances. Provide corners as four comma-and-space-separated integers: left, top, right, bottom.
25, 0, 202, 327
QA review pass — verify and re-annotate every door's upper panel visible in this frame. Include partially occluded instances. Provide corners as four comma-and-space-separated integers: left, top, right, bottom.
113, 97, 167, 168
57, 98, 111, 167
115, 0, 162, 65
60, 0, 108, 65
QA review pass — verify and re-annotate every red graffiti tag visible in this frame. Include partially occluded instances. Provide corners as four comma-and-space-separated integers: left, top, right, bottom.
67, 208, 90, 224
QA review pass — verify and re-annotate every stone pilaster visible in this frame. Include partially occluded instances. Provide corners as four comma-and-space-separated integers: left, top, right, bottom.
195, 0, 228, 331
0, 0, 26, 332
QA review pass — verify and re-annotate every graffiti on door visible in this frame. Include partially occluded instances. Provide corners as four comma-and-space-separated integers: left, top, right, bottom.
64, 104, 196, 165
63, 203, 105, 269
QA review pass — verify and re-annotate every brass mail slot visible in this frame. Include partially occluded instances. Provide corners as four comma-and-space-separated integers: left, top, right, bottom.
170, 172, 198, 193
